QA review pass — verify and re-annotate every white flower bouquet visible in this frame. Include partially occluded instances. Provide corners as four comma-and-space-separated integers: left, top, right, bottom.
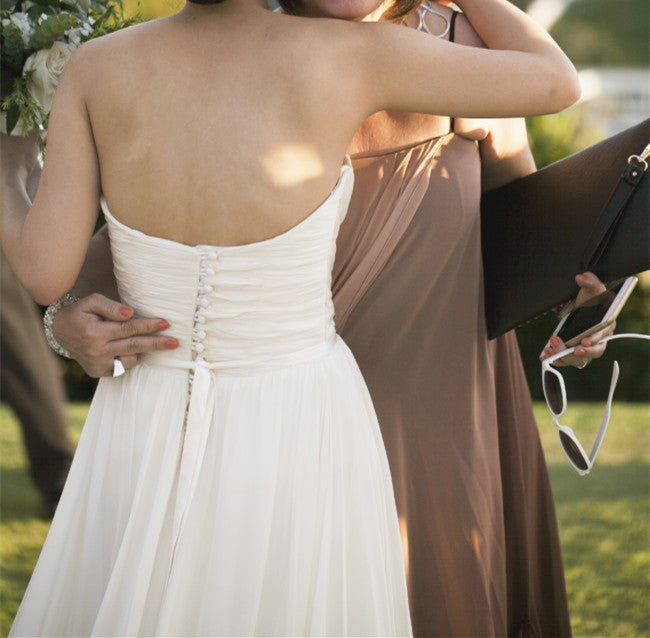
1, 0, 140, 148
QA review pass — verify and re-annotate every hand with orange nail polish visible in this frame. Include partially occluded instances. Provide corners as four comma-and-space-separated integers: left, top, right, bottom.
52, 293, 176, 378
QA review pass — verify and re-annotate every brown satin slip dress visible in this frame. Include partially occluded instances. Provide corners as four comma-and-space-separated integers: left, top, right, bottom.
332, 131, 571, 636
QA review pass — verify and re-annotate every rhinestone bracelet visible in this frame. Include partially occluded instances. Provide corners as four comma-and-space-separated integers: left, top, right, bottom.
43, 293, 79, 359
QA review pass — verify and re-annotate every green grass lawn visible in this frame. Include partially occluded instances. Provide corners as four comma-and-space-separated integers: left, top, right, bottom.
1, 402, 648, 637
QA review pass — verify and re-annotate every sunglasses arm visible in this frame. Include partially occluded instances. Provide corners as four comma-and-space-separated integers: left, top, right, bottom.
587, 360, 620, 464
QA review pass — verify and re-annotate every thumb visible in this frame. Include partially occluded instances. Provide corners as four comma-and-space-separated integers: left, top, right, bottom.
81, 294, 134, 321
574, 272, 606, 306
575, 272, 606, 294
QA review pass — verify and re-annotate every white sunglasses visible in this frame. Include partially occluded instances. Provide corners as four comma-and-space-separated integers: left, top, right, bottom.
541, 333, 650, 475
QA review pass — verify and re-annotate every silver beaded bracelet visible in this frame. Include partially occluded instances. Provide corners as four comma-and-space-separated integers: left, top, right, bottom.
43, 293, 79, 359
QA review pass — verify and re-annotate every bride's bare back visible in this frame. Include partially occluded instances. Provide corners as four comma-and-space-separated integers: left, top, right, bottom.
87, 2, 367, 246
6, 0, 579, 303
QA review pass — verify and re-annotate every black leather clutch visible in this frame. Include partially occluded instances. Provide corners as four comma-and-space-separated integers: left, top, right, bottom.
481, 119, 650, 340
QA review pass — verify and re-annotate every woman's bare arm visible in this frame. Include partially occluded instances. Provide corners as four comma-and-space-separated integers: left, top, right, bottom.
1, 50, 99, 305
359, 0, 580, 119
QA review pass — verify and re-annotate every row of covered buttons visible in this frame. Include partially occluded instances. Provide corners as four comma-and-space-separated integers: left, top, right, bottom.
192, 250, 220, 358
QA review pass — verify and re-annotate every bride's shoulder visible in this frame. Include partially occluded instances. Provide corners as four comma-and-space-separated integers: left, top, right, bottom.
277, 10, 365, 43
65, 24, 137, 76
72, 17, 170, 67
66, 18, 172, 95
267, 12, 368, 78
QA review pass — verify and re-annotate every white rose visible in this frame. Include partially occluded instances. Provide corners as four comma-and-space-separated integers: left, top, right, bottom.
23, 41, 75, 120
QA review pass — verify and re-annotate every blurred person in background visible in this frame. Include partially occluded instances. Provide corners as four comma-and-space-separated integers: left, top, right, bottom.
1, 160, 74, 520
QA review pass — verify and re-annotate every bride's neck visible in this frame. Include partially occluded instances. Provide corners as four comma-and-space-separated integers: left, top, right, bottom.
180, 0, 267, 19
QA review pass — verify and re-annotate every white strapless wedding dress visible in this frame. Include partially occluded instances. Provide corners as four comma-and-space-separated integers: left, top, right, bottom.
10, 160, 412, 637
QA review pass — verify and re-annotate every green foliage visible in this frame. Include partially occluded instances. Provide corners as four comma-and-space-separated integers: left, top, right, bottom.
512, 0, 649, 67
552, 0, 650, 67
0, 0, 20, 10
84, 6, 143, 41
1, 22, 25, 74
29, 12, 78, 50
527, 109, 604, 169
25, 3, 54, 20
1, 70, 46, 145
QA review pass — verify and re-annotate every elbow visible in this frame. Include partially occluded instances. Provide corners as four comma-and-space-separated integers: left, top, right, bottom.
21, 270, 75, 307
2, 240, 77, 305
562, 68, 582, 109
30, 287, 64, 307
28, 280, 75, 307
12, 249, 79, 305
550, 64, 581, 112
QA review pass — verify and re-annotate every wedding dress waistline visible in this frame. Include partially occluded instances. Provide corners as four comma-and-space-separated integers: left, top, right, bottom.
142, 333, 339, 377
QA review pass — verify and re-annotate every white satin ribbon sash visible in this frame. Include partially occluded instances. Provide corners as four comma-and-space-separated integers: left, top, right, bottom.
150, 335, 338, 575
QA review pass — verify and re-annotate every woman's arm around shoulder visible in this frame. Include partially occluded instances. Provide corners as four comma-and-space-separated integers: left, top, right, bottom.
354, 0, 580, 119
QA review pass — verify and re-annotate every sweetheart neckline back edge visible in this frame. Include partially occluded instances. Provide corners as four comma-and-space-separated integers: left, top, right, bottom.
100, 157, 353, 253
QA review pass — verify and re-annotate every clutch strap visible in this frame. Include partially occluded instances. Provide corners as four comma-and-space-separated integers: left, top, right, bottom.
581, 142, 650, 271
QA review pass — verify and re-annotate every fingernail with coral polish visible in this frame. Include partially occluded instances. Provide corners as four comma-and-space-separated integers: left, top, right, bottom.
575, 347, 586, 356
550, 336, 560, 347
120, 307, 132, 317
544, 348, 552, 357
165, 339, 179, 349
157, 320, 170, 331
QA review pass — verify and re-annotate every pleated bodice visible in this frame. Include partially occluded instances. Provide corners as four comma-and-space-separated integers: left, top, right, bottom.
101, 160, 354, 368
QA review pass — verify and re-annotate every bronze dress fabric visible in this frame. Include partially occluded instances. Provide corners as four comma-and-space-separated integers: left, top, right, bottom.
332, 133, 571, 637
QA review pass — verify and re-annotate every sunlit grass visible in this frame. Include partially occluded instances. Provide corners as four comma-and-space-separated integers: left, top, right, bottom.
0, 404, 87, 636
1, 403, 648, 636
534, 403, 650, 638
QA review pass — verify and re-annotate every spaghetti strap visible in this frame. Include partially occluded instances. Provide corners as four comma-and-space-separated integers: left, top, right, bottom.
449, 9, 459, 134
449, 8, 459, 41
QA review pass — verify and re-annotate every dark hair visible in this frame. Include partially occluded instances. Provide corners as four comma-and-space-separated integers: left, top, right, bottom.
187, 0, 228, 3
277, 0, 421, 21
